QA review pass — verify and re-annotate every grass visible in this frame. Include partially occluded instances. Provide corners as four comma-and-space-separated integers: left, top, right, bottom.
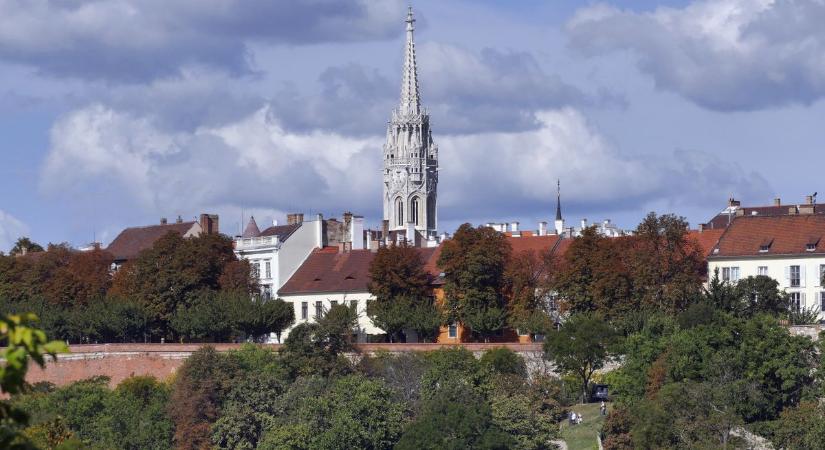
559, 402, 611, 450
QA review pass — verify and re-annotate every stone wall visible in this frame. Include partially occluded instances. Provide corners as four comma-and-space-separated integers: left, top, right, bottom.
788, 324, 823, 340
26, 342, 544, 387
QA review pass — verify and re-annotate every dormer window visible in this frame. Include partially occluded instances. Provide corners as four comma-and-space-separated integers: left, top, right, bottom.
759, 238, 773, 253
806, 236, 820, 252
807, 244, 816, 252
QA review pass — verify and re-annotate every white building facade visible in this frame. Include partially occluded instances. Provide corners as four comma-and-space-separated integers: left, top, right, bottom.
707, 214, 825, 319
383, 8, 439, 237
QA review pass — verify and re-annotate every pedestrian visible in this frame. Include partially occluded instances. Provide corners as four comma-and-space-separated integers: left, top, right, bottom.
570, 412, 577, 425
577, 413, 583, 425
600, 401, 607, 416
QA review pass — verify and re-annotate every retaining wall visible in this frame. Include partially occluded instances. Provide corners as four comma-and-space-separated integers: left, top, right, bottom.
25, 342, 545, 387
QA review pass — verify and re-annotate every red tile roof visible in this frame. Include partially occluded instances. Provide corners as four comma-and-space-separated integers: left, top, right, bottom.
106, 222, 197, 262
687, 228, 725, 258
706, 204, 825, 229
279, 236, 569, 295
711, 215, 825, 258
278, 247, 440, 296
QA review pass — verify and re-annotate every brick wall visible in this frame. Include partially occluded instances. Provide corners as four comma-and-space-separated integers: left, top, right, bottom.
26, 342, 543, 387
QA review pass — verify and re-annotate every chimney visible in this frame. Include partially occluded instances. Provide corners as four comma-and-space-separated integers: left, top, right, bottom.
350, 216, 364, 250
581, 218, 588, 229
698, 223, 706, 232
160, 217, 167, 225
176, 215, 183, 224
774, 198, 781, 207
510, 222, 520, 232
728, 197, 741, 208
805, 195, 814, 205
199, 214, 219, 234
789, 206, 799, 215
538, 221, 548, 236
342, 212, 353, 243
315, 213, 324, 248
287, 213, 305, 225
272, 219, 278, 226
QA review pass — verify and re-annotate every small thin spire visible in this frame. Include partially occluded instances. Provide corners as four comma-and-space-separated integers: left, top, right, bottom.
399, 6, 421, 116
555, 179, 563, 221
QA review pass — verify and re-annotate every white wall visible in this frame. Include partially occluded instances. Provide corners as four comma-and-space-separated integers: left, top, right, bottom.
709, 255, 825, 318
278, 220, 322, 291
279, 291, 381, 342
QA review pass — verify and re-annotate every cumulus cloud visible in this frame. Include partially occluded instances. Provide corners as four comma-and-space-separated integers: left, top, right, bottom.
41, 104, 383, 225
0, 209, 27, 253
42, 104, 769, 234
567, 0, 825, 111
439, 108, 770, 220
0, 0, 403, 82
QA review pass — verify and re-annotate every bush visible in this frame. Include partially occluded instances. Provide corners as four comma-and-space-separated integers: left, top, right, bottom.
480, 347, 527, 378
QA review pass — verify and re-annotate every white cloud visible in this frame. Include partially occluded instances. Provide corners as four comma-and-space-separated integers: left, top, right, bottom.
439, 108, 770, 219
0, 209, 27, 253
42, 104, 769, 232
567, 0, 825, 110
41, 104, 382, 221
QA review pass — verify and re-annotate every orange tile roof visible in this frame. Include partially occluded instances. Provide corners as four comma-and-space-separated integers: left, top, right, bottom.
687, 228, 725, 258
711, 215, 825, 258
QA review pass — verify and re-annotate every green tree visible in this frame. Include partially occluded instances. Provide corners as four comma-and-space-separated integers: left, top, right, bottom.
109, 232, 243, 339
211, 372, 285, 450
280, 304, 358, 379
9, 237, 44, 256
544, 313, 617, 403
395, 383, 513, 450
734, 275, 789, 317
260, 375, 404, 450
480, 347, 527, 378
438, 224, 511, 341
505, 249, 556, 337
96, 376, 173, 450
254, 298, 295, 343
0, 313, 67, 449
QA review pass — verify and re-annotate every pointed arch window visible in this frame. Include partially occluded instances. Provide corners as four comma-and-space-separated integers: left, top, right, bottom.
396, 198, 404, 227
411, 197, 420, 226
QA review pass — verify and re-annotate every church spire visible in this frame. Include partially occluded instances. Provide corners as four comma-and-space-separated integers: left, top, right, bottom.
555, 180, 563, 221
399, 6, 420, 116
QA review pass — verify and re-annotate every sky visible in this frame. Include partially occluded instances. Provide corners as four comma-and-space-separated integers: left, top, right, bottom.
1, 0, 824, 251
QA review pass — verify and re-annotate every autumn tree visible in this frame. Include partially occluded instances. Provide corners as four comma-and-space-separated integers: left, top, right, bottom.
438, 224, 511, 341
504, 248, 557, 336
109, 232, 243, 339
367, 243, 437, 342
629, 212, 704, 313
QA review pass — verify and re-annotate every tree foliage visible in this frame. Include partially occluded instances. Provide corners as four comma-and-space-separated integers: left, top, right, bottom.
438, 224, 511, 341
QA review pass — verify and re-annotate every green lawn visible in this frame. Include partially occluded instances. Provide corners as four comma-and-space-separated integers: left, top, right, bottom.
559, 402, 610, 450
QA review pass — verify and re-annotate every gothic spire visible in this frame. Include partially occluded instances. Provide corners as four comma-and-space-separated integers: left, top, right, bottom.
399, 6, 420, 116
555, 180, 563, 221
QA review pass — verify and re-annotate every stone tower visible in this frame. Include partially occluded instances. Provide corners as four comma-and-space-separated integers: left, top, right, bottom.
383, 7, 439, 236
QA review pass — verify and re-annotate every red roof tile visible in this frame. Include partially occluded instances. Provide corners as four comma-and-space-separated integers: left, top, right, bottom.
106, 222, 197, 262
687, 228, 725, 258
711, 215, 825, 257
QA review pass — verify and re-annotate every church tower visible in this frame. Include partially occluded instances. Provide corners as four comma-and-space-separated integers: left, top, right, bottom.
383, 7, 438, 236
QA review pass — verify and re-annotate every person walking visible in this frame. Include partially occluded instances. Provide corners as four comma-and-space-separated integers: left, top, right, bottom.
600, 401, 607, 416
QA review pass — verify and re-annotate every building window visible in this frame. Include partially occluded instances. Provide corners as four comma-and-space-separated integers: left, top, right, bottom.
301, 302, 308, 320
820, 265, 825, 285
820, 292, 825, 311
790, 265, 801, 287
350, 300, 358, 311
315, 301, 323, 319
722, 267, 731, 282
251, 262, 260, 279
396, 198, 404, 227
448, 323, 457, 338
265, 261, 271, 279
411, 197, 420, 226
262, 285, 271, 301
757, 266, 768, 276
790, 292, 802, 312
731, 267, 740, 282
331, 300, 338, 307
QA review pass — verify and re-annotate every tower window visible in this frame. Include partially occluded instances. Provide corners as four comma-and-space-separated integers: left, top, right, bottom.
411, 197, 420, 226
396, 198, 404, 227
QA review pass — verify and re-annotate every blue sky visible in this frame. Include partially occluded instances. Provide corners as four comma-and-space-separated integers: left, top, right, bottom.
1, 0, 823, 251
